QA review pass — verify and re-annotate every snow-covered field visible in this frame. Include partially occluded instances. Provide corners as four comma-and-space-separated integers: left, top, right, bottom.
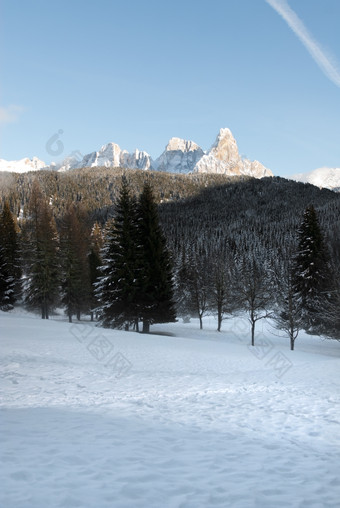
1, 310, 340, 508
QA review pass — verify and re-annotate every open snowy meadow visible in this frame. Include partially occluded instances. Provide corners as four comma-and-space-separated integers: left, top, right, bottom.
1, 309, 340, 508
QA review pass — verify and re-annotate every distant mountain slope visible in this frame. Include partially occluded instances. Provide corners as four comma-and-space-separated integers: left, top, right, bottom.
293, 167, 340, 191
0, 157, 46, 173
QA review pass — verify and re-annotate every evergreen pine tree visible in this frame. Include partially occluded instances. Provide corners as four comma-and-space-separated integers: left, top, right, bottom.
60, 204, 91, 322
88, 222, 103, 321
24, 181, 60, 319
320, 272, 340, 341
174, 247, 197, 322
137, 182, 176, 333
95, 178, 139, 329
0, 244, 14, 311
293, 205, 332, 332
0, 201, 21, 310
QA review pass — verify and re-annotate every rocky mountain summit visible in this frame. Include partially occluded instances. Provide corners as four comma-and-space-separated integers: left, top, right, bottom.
0, 128, 273, 178
153, 137, 204, 173
62, 143, 153, 172
68, 128, 272, 178
194, 128, 271, 177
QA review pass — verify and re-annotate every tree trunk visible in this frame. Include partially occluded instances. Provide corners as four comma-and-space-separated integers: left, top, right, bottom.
289, 316, 295, 350
251, 320, 255, 346
90, 311, 94, 322
68, 313, 72, 323
217, 309, 222, 332
42, 303, 48, 319
199, 313, 203, 330
77, 309, 81, 321
142, 319, 150, 333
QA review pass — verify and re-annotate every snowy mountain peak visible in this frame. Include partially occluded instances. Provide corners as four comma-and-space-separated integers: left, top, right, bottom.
154, 138, 204, 174
0, 156, 47, 173
64, 142, 152, 171
193, 128, 272, 178
0, 128, 272, 178
209, 127, 240, 162
101, 142, 121, 153
216, 127, 234, 143
292, 167, 340, 191
165, 137, 202, 153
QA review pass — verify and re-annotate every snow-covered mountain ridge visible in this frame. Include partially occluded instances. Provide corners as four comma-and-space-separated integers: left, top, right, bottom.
0, 128, 272, 179
293, 167, 340, 191
0, 156, 46, 174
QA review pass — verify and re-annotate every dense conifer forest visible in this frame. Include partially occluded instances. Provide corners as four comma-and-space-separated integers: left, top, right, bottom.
1, 168, 340, 344
0, 168, 242, 221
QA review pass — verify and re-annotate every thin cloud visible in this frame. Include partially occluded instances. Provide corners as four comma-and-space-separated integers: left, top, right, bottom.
0, 105, 25, 125
266, 0, 340, 88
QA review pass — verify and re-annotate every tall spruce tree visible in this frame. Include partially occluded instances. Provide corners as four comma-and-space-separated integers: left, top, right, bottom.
293, 205, 332, 332
320, 272, 340, 341
95, 178, 139, 329
0, 243, 12, 310
137, 182, 176, 333
0, 201, 21, 310
174, 248, 197, 322
60, 204, 91, 322
88, 222, 103, 321
24, 181, 60, 319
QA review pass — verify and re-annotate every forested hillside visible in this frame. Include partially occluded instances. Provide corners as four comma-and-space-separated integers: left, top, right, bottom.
0, 168, 242, 222
1, 168, 340, 343
1, 168, 339, 239
159, 176, 340, 266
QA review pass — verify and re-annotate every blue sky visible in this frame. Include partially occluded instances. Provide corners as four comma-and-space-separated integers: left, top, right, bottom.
1, 0, 340, 177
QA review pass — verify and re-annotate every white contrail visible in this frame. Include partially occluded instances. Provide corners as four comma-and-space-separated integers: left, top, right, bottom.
266, 0, 340, 88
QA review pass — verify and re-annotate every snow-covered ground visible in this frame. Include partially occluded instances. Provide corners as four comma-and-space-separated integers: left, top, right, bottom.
1, 309, 340, 508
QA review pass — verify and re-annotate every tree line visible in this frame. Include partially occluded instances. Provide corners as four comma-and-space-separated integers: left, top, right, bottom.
0, 173, 339, 348
171, 204, 337, 349
0, 167, 242, 222
0, 178, 176, 333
